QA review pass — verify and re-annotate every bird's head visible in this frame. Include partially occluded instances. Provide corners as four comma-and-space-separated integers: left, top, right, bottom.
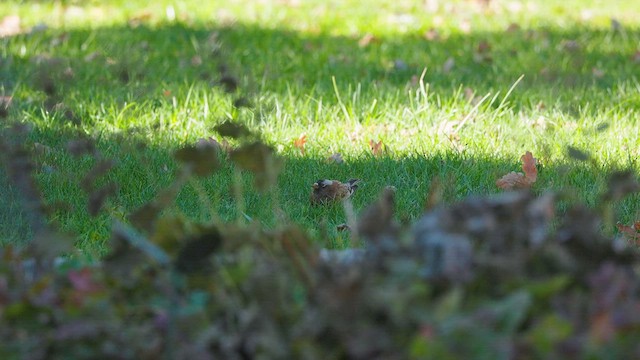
312, 179, 333, 190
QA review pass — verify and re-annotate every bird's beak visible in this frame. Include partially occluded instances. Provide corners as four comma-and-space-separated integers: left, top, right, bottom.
312, 183, 319, 189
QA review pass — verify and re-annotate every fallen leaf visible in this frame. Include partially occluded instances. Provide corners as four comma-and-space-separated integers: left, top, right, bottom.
616, 222, 640, 245
459, 19, 471, 34
611, 18, 622, 32
191, 55, 202, 66
506, 23, 521, 33
424, 28, 440, 41
561, 39, 580, 52
358, 33, 378, 47
442, 57, 455, 73
463, 87, 475, 102
369, 139, 384, 157
327, 153, 344, 164
473, 41, 492, 63
293, 134, 307, 155
592, 67, 605, 78
496, 151, 537, 190
0, 15, 21, 38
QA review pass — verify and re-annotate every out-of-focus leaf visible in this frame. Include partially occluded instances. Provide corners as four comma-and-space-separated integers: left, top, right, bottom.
81, 159, 114, 191
483, 290, 532, 333
109, 221, 170, 267
66, 138, 96, 157
87, 182, 117, 216
152, 214, 190, 255
29, 230, 73, 261
527, 314, 573, 354
213, 121, 252, 139
174, 143, 220, 177
566, 146, 590, 161
230, 141, 282, 190
603, 171, 639, 202
175, 225, 223, 273
129, 202, 162, 232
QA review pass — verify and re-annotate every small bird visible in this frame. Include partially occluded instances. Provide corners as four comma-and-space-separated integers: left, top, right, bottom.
310, 179, 360, 205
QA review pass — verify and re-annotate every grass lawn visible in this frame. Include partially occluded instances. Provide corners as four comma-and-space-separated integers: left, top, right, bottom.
1, 0, 639, 255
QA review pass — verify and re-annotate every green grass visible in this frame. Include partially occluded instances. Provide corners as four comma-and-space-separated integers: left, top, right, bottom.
1, 0, 640, 254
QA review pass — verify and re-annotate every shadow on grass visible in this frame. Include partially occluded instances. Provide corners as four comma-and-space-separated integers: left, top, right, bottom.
2, 21, 639, 111
1, 122, 632, 253
1, 21, 639, 250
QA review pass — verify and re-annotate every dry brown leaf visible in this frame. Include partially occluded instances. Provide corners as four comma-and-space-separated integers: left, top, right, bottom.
369, 139, 384, 157
442, 57, 455, 73
327, 153, 344, 164
616, 221, 640, 245
358, 33, 378, 47
496, 151, 537, 190
592, 67, 605, 78
424, 28, 440, 41
191, 55, 203, 66
521, 151, 537, 182
506, 23, 521, 33
293, 134, 307, 155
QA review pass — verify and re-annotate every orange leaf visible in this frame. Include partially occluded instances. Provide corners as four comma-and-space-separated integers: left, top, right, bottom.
496, 151, 537, 190
521, 151, 537, 183
369, 139, 384, 157
293, 134, 307, 155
